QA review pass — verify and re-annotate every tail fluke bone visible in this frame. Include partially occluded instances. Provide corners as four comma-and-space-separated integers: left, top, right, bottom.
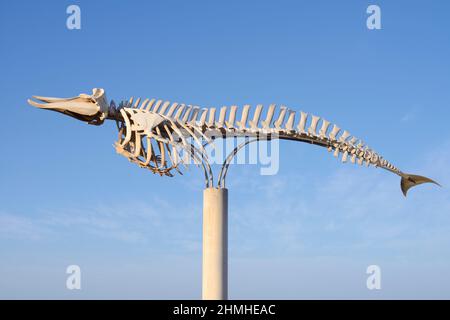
400, 173, 441, 197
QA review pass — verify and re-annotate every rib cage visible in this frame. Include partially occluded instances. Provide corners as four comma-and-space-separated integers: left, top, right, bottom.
112, 97, 402, 178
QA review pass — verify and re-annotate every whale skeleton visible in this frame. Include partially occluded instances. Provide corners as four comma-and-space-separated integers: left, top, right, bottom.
28, 88, 439, 196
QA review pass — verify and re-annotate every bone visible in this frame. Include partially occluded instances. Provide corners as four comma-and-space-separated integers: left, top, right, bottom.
133, 132, 142, 157
249, 104, 263, 130
145, 99, 156, 111
356, 140, 364, 148
188, 106, 200, 126
261, 104, 276, 129
163, 123, 176, 146
338, 130, 351, 142
297, 111, 308, 134
351, 153, 357, 164
165, 102, 179, 117
197, 108, 208, 126
152, 100, 163, 113
168, 144, 183, 172
159, 101, 171, 115
318, 119, 330, 138
173, 104, 186, 120
162, 135, 179, 163
128, 97, 134, 107
177, 120, 209, 158
348, 137, 357, 145
207, 108, 216, 127
236, 105, 250, 130
342, 151, 349, 163
158, 141, 166, 169
217, 106, 227, 128
154, 126, 166, 168
371, 153, 379, 164
143, 137, 154, 166
333, 146, 340, 157
225, 105, 238, 129
164, 143, 176, 168
114, 141, 132, 159
139, 98, 149, 110
119, 109, 132, 146
357, 157, 364, 165
168, 144, 183, 167
328, 124, 340, 140
285, 110, 296, 131
130, 120, 145, 138
181, 106, 193, 123
274, 106, 287, 129
161, 114, 189, 149
308, 115, 320, 135
133, 98, 141, 108
191, 122, 213, 145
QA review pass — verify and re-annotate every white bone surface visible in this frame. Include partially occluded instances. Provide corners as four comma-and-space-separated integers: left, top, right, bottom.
145, 99, 156, 111
319, 119, 330, 138
159, 101, 171, 115
166, 102, 178, 117
297, 111, 308, 134
308, 115, 320, 135
174, 104, 185, 120
285, 110, 296, 131
225, 105, 238, 129
207, 108, 216, 127
218, 107, 227, 128
249, 104, 263, 130
329, 125, 340, 140
236, 105, 250, 130
262, 104, 276, 129
274, 106, 287, 129
152, 100, 163, 113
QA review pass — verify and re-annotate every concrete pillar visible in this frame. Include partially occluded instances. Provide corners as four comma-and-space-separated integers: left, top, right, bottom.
202, 187, 228, 300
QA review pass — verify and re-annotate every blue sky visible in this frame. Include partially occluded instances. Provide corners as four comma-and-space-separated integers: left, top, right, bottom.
0, 0, 449, 299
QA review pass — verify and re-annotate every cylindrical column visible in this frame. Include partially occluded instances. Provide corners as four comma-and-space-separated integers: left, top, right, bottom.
202, 187, 228, 300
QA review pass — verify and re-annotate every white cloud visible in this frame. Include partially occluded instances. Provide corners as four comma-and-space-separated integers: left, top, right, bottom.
0, 212, 52, 240
0, 199, 202, 253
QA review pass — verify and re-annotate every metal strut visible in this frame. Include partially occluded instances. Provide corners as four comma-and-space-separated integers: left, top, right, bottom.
217, 138, 261, 188
186, 143, 214, 189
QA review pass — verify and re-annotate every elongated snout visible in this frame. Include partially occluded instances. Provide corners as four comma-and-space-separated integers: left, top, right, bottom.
28, 88, 109, 125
